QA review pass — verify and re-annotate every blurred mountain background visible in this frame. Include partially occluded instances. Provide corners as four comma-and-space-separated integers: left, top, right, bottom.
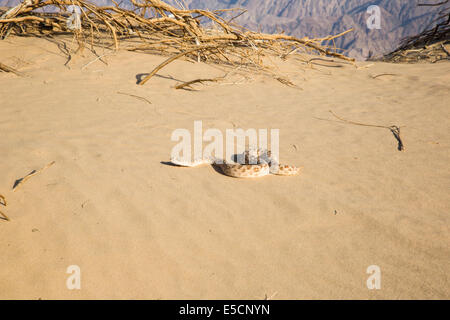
1, 0, 447, 60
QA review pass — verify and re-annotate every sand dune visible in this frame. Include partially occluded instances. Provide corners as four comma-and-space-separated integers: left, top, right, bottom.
0, 35, 449, 299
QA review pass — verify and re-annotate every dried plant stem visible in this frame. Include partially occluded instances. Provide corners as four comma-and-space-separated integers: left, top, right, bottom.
0, 194, 9, 222
0, 61, 25, 76
0, 194, 6, 206
328, 110, 405, 151
175, 77, 220, 90
382, 1, 449, 63
117, 91, 152, 104
81, 52, 113, 70
13, 161, 56, 192
440, 43, 450, 56
0, 210, 9, 221
248, 29, 355, 62
0, 0, 355, 86
372, 73, 399, 79
139, 45, 221, 85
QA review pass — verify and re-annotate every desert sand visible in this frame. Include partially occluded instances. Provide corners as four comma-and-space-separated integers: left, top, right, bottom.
0, 35, 449, 299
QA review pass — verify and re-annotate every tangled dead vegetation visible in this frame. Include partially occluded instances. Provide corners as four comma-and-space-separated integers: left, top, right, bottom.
381, 1, 450, 63
0, 0, 354, 85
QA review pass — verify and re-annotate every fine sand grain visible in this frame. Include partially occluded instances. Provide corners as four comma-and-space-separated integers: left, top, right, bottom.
0, 36, 449, 299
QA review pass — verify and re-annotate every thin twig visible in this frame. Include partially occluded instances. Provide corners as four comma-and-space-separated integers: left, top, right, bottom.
441, 43, 450, 56
174, 78, 220, 90
81, 53, 113, 70
117, 91, 152, 104
13, 161, 56, 192
326, 110, 405, 151
0, 62, 25, 76
275, 76, 298, 88
0, 194, 9, 221
307, 57, 345, 67
0, 194, 6, 206
139, 45, 222, 85
372, 73, 399, 79
0, 210, 9, 221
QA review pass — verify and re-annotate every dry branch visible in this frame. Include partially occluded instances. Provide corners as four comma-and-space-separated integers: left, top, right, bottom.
275, 76, 298, 88
0, 210, 9, 221
0, 0, 354, 84
0, 61, 25, 76
13, 161, 56, 192
117, 91, 152, 104
372, 73, 399, 79
175, 77, 220, 90
327, 110, 405, 151
0, 194, 9, 222
0, 194, 6, 206
139, 44, 222, 85
381, 1, 449, 63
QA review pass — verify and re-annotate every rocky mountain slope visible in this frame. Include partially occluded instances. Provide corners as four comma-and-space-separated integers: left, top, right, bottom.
1, 0, 446, 60
170, 0, 445, 60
